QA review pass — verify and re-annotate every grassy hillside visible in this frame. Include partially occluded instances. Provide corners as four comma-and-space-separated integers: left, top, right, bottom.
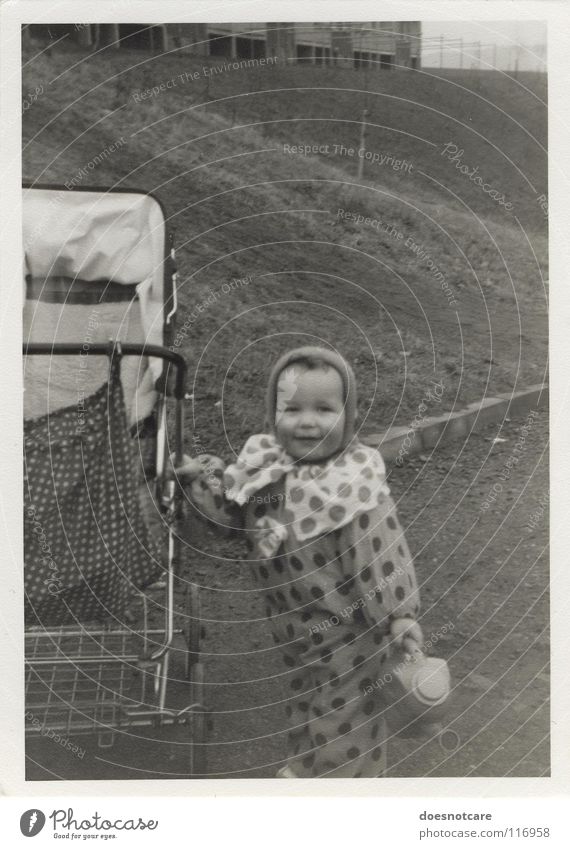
22, 45, 548, 457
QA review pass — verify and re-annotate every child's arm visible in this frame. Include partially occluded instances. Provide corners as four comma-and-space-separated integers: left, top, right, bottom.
339, 493, 422, 646
171, 453, 243, 536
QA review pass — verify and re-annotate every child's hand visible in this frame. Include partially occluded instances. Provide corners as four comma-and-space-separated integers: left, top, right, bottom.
390, 617, 423, 653
168, 453, 203, 483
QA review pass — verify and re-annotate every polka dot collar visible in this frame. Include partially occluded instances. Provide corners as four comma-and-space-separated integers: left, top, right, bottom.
224, 433, 390, 541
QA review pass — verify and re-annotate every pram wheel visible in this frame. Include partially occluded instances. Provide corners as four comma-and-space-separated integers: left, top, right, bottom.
183, 587, 207, 776
184, 583, 201, 675
188, 661, 207, 777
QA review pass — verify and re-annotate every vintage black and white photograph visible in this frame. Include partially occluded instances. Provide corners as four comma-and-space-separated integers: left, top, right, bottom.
17, 13, 549, 785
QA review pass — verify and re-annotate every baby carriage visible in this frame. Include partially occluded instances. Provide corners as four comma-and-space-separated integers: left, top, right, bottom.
23, 183, 208, 777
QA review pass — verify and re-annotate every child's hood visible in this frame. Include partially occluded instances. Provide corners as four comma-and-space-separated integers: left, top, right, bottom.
264, 345, 358, 446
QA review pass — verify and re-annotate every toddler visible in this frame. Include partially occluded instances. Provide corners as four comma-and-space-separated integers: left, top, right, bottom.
177, 346, 422, 778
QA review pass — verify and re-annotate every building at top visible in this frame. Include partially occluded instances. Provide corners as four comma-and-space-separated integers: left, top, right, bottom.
24, 21, 421, 69
198, 22, 422, 69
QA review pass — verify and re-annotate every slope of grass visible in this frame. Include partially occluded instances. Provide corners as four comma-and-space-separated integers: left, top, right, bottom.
24, 46, 546, 223
22, 45, 548, 457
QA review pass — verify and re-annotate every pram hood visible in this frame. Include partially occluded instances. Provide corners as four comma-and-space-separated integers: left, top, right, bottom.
23, 187, 174, 370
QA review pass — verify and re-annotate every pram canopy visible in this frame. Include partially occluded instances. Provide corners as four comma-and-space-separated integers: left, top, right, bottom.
23, 186, 176, 424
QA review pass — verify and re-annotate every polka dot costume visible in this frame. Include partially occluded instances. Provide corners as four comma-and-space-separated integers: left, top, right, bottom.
223, 434, 390, 550
189, 446, 420, 778
24, 359, 162, 626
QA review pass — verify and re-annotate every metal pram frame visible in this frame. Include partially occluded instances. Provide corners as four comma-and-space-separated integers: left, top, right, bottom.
23, 342, 208, 776
23, 182, 209, 777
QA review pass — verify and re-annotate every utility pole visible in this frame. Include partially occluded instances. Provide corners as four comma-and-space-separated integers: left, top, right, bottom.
459, 37, 463, 69
476, 40, 481, 66
440, 34, 443, 68
357, 109, 368, 180
492, 43, 497, 69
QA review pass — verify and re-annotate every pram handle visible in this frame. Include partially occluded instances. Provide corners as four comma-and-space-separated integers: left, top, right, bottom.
22, 342, 187, 400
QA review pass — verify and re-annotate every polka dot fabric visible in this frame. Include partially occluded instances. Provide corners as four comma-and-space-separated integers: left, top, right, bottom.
24, 360, 162, 625
224, 433, 390, 549
188, 462, 421, 777
283, 626, 391, 778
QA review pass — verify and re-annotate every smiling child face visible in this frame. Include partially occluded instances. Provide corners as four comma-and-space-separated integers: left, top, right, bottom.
275, 365, 346, 462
